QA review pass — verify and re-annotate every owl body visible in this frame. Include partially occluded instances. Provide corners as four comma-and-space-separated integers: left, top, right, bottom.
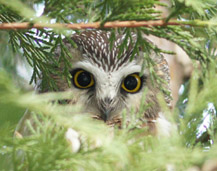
17, 30, 172, 136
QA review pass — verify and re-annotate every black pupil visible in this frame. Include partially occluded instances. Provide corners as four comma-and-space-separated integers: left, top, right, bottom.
124, 76, 138, 90
77, 72, 91, 87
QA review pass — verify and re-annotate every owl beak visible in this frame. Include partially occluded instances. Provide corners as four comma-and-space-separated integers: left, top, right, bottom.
98, 97, 114, 122
101, 110, 110, 122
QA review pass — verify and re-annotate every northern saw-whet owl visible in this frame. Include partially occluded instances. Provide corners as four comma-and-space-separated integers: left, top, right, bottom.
17, 30, 172, 136
49, 30, 172, 135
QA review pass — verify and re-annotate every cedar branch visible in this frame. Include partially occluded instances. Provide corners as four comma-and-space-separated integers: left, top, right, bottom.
0, 20, 209, 30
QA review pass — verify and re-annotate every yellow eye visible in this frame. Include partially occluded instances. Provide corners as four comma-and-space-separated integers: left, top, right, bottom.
71, 69, 94, 89
121, 74, 142, 93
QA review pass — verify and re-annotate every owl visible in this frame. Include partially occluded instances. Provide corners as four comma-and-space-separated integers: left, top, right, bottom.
50, 30, 171, 135
17, 30, 172, 136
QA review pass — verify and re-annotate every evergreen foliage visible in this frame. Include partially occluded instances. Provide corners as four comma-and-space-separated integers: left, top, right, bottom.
0, 0, 217, 170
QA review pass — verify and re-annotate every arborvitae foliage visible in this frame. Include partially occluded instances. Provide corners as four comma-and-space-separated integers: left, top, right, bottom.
0, 0, 217, 170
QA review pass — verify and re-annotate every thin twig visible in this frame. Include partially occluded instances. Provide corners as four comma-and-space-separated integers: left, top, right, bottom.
0, 20, 214, 30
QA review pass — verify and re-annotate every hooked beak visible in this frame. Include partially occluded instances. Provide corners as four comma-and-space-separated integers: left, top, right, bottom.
98, 97, 114, 122
101, 109, 111, 122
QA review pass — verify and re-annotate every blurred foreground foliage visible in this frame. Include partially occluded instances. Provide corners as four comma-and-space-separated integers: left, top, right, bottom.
0, 0, 217, 170
0, 64, 217, 170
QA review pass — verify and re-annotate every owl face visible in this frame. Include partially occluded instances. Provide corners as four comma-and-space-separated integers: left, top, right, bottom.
54, 30, 167, 122
57, 30, 149, 122
69, 55, 147, 121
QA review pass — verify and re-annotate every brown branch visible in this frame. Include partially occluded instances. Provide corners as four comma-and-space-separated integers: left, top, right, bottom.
0, 20, 184, 30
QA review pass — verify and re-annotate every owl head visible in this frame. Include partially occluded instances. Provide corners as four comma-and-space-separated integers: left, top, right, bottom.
51, 30, 171, 124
